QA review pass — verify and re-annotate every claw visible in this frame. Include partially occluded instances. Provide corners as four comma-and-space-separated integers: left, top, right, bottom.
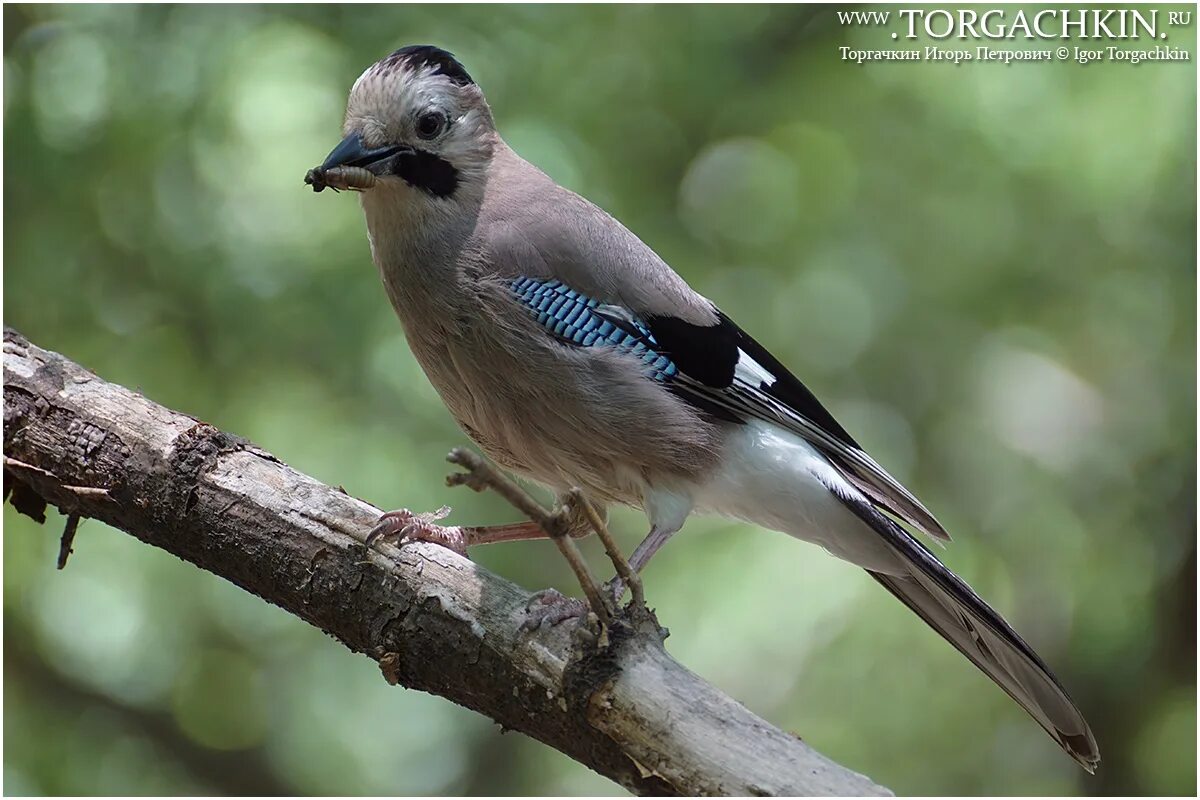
603, 576, 627, 608
366, 507, 467, 556
519, 588, 589, 631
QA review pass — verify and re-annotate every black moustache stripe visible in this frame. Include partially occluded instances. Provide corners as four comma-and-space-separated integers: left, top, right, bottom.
392, 149, 459, 198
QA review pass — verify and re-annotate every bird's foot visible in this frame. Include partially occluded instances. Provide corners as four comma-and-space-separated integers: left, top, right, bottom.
366, 506, 467, 557
519, 588, 590, 631
603, 576, 628, 609
601, 574, 664, 638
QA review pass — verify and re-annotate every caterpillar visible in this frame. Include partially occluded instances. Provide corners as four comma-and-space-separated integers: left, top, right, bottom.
304, 165, 377, 193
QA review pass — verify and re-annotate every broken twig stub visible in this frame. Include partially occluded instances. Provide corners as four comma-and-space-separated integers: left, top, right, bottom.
57, 513, 81, 569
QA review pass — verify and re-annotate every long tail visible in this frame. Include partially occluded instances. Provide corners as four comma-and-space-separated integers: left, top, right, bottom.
841, 494, 1100, 772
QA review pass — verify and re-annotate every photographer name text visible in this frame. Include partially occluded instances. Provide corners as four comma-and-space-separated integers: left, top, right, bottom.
839, 43, 1189, 65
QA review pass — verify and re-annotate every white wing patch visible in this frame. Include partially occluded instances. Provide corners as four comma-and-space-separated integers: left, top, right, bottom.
595, 303, 641, 327
734, 349, 777, 388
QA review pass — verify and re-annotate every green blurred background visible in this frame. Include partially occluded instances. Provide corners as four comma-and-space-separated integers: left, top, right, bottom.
4, 4, 1195, 796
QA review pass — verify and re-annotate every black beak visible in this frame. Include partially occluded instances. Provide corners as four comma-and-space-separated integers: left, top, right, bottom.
319, 133, 410, 174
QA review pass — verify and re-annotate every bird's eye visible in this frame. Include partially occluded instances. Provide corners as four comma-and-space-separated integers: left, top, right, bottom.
416, 111, 447, 140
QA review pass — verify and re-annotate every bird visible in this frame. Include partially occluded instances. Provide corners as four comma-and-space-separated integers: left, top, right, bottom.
306, 44, 1099, 772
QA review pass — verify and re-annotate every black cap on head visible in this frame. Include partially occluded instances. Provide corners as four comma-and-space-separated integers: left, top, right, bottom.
382, 45, 474, 86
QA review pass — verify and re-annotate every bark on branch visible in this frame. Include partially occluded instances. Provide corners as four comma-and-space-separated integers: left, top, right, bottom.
2, 328, 890, 797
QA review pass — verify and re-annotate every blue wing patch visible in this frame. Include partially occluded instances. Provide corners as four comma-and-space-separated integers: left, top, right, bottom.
509, 277, 679, 383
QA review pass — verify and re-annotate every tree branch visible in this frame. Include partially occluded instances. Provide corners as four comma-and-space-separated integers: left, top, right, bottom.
2, 328, 890, 797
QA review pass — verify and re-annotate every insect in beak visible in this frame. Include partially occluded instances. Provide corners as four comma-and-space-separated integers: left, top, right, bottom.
305, 134, 413, 193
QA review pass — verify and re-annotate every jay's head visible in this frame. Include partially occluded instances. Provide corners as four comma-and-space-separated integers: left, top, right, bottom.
318, 46, 494, 201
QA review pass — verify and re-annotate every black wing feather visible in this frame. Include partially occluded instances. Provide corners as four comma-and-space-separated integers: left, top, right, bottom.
647, 312, 859, 447
647, 310, 949, 541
